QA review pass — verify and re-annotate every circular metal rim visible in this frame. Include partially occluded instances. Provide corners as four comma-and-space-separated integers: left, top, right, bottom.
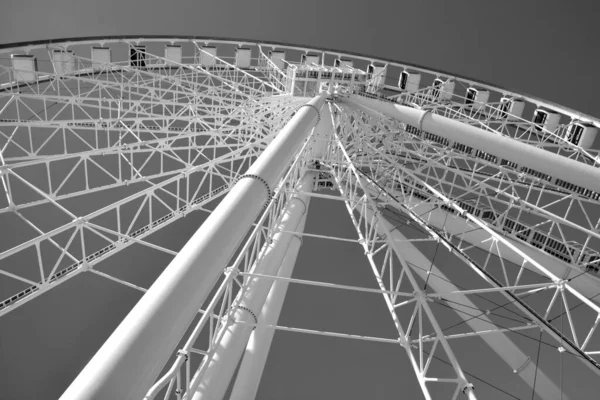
0, 34, 597, 126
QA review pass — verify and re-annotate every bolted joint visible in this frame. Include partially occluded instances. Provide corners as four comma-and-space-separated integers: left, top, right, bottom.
176, 349, 189, 361
224, 266, 239, 276
234, 174, 273, 208
412, 290, 427, 300
237, 305, 258, 327
461, 382, 475, 394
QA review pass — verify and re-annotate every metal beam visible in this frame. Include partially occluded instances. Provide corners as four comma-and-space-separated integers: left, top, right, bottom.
346, 95, 600, 194
59, 93, 326, 400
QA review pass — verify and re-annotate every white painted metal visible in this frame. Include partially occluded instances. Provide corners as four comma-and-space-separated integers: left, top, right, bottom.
224, 108, 330, 400
400, 71, 421, 92
500, 97, 525, 120
465, 87, 489, 109
190, 171, 314, 400
59, 94, 326, 400
380, 187, 600, 302
51, 49, 75, 74
10, 54, 37, 81
1, 37, 599, 400
363, 207, 566, 400
228, 215, 307, 400
164, 44, 182, 65
91, 46, 111, 68
347, 95, 600, 193
565, 121, 598, 148
269, 50, 286, 71
235, 48, 252, 68
199, 45, 217, 66
302, 53, 320, 66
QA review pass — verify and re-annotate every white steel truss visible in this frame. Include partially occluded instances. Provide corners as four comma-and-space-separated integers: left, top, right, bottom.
0, 36, 599, 400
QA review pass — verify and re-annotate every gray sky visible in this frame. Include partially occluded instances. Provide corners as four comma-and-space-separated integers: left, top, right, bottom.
0, 1, 599, 399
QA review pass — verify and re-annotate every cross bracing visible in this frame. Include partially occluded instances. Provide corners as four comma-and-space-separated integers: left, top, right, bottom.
0, 36, 600, 400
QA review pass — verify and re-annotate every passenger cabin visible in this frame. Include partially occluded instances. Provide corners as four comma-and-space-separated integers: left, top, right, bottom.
465, 88, 489, 109
432, 78, 455, 100
564, 121, 598, 148
532, 109, 560, 133
235, 48, 251, 68
334, 58, 353, 69
10, 54, 37, 82
399, 71, 421, 92
269, 50, 286, 70
130, 46, 146, 67
51, 50, 75, 75
164, 45, 182, 65
200, 46, 217, 67
91, 47, 111, 69
499, 97, 525, 121
302, 53, 320, 66
367, 64, 386, 92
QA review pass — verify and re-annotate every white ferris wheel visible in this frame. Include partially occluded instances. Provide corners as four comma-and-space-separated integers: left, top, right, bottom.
0, 36, 600, 400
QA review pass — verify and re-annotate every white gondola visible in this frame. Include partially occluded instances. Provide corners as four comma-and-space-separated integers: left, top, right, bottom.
164, 45, 182, 65
235, 48, 251, 68
532, 108, 560, 133
269, 50, 286, 70
399, 71, 421, 92
367, 64, 386, 92
10, 54, 37, 82
465, 88, 489, 110
51, 50, 75, 74
91, 47, 111, 69
301, 53, 320, 66
334, 58, 353, 68
499, 97, 525, 121
200, 46, 217, 67
394, 177, 599, 271
564, 121, 598, 148
432, 78, 455, 100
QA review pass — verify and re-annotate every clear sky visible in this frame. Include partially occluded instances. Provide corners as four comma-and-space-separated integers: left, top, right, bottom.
0, 1, 599, 399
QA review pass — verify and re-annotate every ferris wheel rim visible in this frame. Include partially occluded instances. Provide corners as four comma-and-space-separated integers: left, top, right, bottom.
0, 34, 598, 126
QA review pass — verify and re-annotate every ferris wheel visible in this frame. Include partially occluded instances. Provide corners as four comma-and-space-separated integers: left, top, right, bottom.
0, 36, 600, 400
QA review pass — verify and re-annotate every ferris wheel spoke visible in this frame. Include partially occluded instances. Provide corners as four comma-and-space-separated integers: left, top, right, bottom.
2, 37, 600, 399
319, 110, 477, 399
360, 163, 600, 374
0, 177, 232, 316
0, 131, 275, 316
341, 105, 600, 295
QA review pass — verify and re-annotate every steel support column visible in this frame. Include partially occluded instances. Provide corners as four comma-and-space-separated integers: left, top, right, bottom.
60, 93, 326, 400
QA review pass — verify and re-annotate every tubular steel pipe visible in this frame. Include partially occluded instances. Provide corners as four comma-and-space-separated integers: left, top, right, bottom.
346, 95, 600, 194
60, 93, 326, 400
